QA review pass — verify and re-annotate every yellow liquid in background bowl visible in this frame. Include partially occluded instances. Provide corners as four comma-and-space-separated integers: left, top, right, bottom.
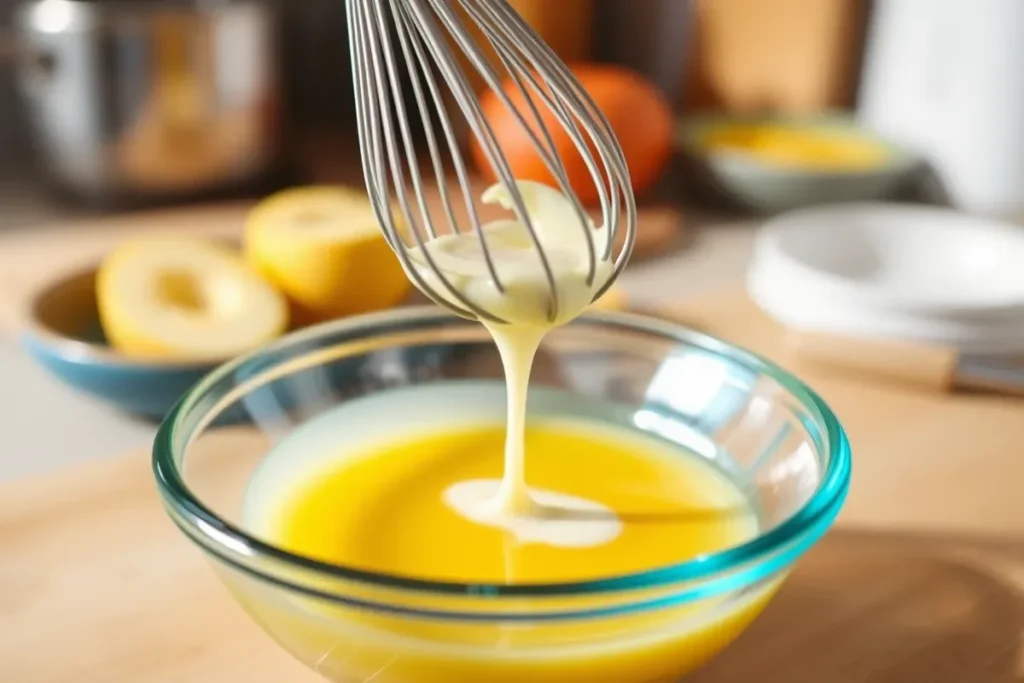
228, 384, 780, 683
700, 123, 890, 172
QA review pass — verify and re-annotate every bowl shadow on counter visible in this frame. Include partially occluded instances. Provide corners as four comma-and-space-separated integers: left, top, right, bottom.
691, 527, 1024, 683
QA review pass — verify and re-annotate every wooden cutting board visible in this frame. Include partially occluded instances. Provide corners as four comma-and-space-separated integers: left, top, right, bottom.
3, 289, 1024, 683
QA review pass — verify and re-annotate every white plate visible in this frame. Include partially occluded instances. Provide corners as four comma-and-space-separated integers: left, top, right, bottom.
747, 203, 1024, 352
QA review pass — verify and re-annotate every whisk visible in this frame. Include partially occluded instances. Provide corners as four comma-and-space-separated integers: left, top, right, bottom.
346, 0, 637, 324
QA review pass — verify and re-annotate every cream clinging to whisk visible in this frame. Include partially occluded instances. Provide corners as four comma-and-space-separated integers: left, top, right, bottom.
346, 0, 637, 324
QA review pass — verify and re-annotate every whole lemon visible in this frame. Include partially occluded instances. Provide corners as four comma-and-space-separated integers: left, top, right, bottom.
244, 186, 412, 324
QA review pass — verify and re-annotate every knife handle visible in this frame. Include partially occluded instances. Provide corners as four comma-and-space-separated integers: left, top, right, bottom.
789, 331, 960, 392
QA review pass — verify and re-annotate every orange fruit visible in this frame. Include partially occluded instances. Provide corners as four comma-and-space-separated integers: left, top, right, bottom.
471, 64, 674, 205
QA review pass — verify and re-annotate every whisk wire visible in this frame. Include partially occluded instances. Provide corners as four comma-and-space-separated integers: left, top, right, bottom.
494, 5, 635, 266
425, 0, 562, 318
349, 0, 638, 322
394, 4, 459, 241
467, 2, 597, 284
483, 1, 622, 247
356, 2, 470, 318
375, 1, 446, 253
356, 0, 495, 322
395, 0, 497, 296
458, 0, 605, 288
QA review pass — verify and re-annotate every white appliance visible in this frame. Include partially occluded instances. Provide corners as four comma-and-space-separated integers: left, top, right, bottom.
858, 0, 1024, 217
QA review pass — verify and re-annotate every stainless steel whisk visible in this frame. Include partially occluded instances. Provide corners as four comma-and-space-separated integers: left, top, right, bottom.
347, 0, 637, 324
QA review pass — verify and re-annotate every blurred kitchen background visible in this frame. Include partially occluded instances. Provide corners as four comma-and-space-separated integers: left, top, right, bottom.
4, 0, 1024, 479
5, 0, 1022, 226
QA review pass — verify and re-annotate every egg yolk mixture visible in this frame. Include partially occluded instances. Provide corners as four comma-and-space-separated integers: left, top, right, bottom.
262, 420, 756, 584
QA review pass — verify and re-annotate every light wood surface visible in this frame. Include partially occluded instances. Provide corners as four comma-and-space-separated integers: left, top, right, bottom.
2, 289, 1024, 682
788, 330, 961, 393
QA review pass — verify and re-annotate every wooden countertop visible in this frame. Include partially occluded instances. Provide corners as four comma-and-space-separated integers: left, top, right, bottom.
2, 289, 1023, 682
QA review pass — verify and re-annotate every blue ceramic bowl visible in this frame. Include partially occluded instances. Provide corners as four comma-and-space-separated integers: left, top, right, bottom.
21, 267, 456, 420
20, 267, 220, 419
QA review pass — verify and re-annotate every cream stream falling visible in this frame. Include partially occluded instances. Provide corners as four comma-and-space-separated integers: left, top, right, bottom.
406, 181, 622, 550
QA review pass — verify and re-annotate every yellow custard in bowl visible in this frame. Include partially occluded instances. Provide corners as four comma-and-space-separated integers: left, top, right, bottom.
228, 383, 779, 683
263, 422, 755, 584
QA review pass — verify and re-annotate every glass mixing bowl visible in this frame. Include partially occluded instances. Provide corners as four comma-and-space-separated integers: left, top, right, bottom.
153, 308, 851, 683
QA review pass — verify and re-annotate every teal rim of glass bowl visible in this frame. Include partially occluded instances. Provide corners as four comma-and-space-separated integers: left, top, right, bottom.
153, 307, 851, 618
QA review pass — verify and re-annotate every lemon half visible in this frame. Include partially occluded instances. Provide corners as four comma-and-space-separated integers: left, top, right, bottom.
244, 186, 412, 324
590, 286, 628, 312
97, 237, 289, 361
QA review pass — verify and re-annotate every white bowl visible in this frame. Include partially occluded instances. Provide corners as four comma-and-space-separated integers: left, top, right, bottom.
747, 203, 1024, 352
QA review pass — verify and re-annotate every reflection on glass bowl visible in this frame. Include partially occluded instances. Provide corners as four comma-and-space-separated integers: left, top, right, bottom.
153, 307, 851, 683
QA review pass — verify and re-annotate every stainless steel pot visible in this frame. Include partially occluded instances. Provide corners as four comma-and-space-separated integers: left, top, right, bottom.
5, 0, 282, 202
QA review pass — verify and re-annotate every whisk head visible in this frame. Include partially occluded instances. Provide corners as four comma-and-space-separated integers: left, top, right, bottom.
347, 0, 637, 324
